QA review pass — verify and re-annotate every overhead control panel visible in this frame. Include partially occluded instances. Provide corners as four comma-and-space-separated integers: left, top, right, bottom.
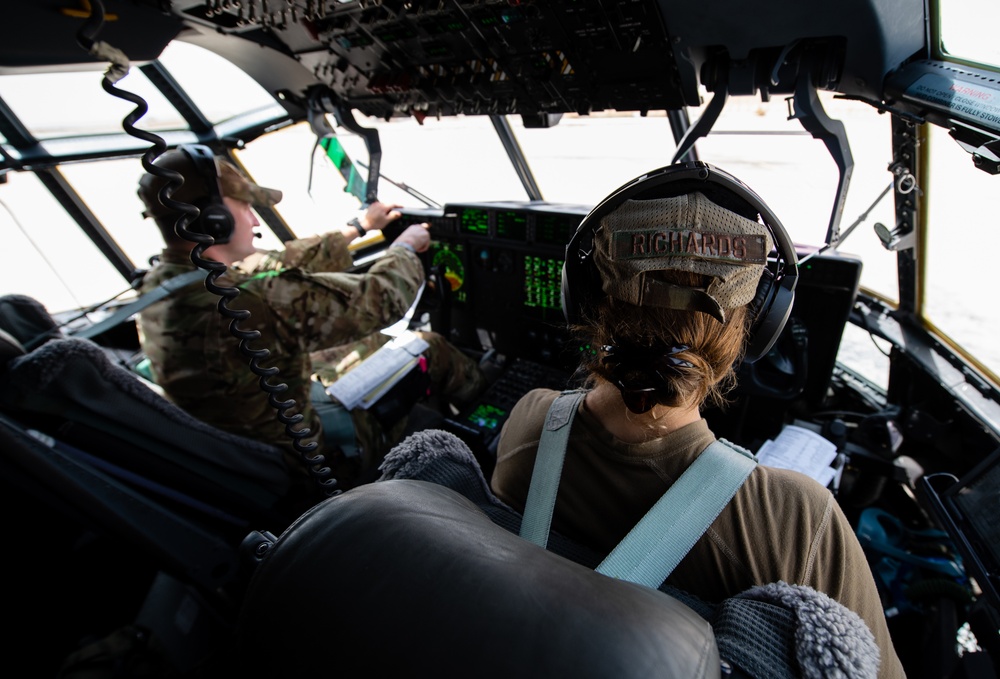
4, 2, 928, 125
161, 0, 926, 123
224, 0, 684, 120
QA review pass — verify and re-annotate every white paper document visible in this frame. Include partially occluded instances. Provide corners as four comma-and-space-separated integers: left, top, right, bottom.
379, 281, 426, 338
326, 330, 429, 410
756, 424, 839, 487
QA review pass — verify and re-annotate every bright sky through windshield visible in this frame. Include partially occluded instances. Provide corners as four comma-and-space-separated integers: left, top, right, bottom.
940, 0, 1000, 67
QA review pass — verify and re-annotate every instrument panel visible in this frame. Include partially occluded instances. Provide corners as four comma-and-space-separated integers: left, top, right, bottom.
398, 201, 588, 364
393, 201, 863, 398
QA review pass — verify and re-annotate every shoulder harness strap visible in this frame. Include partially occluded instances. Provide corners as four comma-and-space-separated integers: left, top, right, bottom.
518, 389, 587, 548
72, 269, 205, 341
519, 389, 757, 588
595, 438, 756, 588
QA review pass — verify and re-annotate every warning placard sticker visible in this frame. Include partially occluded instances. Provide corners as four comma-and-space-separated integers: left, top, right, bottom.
905, 73, 1000, 126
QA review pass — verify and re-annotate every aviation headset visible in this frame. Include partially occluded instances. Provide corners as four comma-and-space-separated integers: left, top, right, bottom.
178, 143, 236, 244
561, 161, 798, 364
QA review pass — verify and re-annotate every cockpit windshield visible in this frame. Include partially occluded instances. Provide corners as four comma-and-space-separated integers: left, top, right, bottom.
939, 0, 1000, 68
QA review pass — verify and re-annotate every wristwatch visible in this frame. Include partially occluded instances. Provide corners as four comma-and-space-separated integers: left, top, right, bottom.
347, 216, 366, 238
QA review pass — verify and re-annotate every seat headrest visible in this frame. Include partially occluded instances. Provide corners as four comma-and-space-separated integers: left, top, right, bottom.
0, 337, 293, 514
0, 294, 58, 348
234, 479, 721, 678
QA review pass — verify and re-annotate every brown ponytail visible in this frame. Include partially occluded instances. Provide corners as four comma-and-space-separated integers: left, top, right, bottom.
574, 272, 750, 412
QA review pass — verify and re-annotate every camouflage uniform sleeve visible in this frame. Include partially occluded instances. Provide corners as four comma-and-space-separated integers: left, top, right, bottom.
281, 232, 353, 272
236, 232, 353, 275
243, 245, 425, 353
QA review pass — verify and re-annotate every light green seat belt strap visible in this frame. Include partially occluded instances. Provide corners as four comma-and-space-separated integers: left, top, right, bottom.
519, 389, 757, 589
595, 439, 756, 588
518, 389, 587, 548
73, 269, 205, 340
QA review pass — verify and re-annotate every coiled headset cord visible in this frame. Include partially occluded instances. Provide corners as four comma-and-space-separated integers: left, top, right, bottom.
76, 0, 340, 497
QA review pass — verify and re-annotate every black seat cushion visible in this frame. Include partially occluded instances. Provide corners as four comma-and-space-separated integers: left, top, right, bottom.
233, 479, 721, 678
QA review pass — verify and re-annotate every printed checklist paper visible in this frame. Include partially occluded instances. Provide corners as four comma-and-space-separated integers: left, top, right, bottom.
326, 331, 429, 410
756, 424, 839, 488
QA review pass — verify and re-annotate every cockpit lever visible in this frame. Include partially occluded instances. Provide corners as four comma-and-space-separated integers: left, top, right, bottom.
788, 76, 855, 247
671, 86, 728, 165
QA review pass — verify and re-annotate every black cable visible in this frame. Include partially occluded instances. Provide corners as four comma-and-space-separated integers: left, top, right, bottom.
74, 0, 105, 52
77, 0, 339, 497
21, 283, 137, 350
852, 301, 893, 358
868, 331, 892, 358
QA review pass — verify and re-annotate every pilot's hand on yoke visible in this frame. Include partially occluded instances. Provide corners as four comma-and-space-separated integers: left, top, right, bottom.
341, 200, 404, 240
392, 223, 431, 253
364, 201, 403, 232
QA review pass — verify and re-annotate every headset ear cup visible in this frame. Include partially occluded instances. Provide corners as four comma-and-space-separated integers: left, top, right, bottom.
192, 196, 235, 244
748, 268, 775, 328
178, 144, 235, 244
560, 264, 575, 325
561, 246, 605, 327
743, 271, 795, 364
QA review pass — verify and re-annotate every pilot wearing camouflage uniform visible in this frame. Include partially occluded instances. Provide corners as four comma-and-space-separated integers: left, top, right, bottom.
136, 148, 486, 498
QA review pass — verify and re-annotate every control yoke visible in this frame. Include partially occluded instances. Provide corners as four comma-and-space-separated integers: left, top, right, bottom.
671, 56, 854, 249
308, 87, 383, 207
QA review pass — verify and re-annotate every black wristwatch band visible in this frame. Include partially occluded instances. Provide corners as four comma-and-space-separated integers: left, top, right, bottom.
347, 217, 365, 238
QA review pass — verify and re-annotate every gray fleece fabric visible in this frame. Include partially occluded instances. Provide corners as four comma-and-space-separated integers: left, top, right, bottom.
726, 581, 880, 678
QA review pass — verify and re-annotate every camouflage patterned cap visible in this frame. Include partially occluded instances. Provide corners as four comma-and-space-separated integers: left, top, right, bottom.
592, 191, 772, 323
137, 148, 282, 219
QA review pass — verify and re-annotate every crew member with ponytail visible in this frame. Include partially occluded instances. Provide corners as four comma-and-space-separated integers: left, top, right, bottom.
491, 163, 904, 679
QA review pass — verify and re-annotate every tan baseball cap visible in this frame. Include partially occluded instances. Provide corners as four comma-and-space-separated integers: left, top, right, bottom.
138, 149, 282, 219
592, 191, 772, 323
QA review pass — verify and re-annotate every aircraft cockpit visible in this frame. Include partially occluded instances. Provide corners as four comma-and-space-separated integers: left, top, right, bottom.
1, 1, 999, 676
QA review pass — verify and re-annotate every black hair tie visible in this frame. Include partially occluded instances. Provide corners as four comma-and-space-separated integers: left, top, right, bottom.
601, 342, 693, 414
